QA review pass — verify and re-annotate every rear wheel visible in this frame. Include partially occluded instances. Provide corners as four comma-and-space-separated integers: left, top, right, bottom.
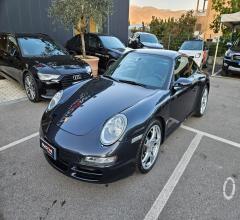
24, 73, 40, 102
136, 120, 162, 173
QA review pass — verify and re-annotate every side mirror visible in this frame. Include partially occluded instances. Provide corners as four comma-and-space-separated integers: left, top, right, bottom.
173, 78, 192, 90
226, 42, 233, 48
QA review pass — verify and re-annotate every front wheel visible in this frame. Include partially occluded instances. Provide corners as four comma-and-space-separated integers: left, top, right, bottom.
136, 120, 162, 173
24, 73, 40, 102
195, 86, 209, 117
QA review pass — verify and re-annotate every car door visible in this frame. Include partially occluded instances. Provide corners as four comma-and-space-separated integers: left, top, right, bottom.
168, 56, 199, 130
0, 34, 9, 76
87, 34, 106, 71
5, 36, 23, 82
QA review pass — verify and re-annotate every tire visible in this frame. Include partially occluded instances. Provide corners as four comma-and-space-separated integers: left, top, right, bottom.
24, 72, 40, 102
194, 86, 209, 117
136, 119, 162, 174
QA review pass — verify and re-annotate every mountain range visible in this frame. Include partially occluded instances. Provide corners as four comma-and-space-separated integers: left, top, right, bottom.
129, 5, 187, 25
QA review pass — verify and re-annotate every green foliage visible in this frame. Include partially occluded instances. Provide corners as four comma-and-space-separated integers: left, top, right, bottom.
149, 11, 197, 50
210, 0, 240, 35
49, 0, 113, 32
49, 0, 113, 57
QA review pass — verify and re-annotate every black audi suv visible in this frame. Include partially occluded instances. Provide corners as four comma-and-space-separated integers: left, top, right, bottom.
65, 33, 130, 73
0, 33, 91, 102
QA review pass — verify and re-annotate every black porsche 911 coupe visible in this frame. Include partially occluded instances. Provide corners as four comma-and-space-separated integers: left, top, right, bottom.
40, 49, 210, 183
0, 33, 92, 102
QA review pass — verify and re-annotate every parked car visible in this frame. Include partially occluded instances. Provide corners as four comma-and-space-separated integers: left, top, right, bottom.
128, 32, 164, 49
223, 40, 240, 74
179, 40, 208, 68
65, 33, 130, 73
0, 33, 91, 102
40, 49, 210, 183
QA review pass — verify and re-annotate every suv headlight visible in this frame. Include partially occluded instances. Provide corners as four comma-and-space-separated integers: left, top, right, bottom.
85, 65, 92, 74
37, 73, 60, 81
47, 90, 63, 111
225, 50, 233, 57
100, 114, 127, 146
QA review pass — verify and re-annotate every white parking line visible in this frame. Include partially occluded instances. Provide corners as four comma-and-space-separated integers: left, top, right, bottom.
0, 132, 39, 152
181, 125, 240, 149
144, 133, 203, 220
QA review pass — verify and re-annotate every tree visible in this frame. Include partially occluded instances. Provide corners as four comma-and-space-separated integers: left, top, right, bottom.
149, 11, 197, 50
210, 0, 240, 35
49, 0, 113, 58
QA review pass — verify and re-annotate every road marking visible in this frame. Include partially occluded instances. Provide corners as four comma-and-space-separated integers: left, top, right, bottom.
0, 132, 39, 152
144, 133, 203, 220
181, 125, 240, 149
223, 177, 236, 200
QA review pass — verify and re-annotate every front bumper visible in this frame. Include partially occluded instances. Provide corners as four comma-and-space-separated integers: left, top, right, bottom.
223, 57, 240, 71
39, 123, 138, 183
38, 74, 90, 99
43, 151, 135, 183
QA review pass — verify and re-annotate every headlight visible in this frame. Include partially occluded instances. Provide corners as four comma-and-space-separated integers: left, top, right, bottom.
195, 53, 201, 58
79, 156, 117, 167
100, 114, 127, 146
225, 50, 233, 57
37, 73, 60, 81
47, 90, 63, 111
85, 65, 92, 74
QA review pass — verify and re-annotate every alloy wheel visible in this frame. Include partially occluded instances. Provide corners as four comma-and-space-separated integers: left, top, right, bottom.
141, 124, 161, 170
200, 88, 208, 114
25, 75, 36, 100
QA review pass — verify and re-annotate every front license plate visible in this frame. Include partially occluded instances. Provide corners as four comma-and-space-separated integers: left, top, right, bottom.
40, 139, 57, 160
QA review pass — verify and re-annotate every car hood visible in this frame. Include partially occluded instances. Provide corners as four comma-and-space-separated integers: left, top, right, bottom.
26, 55, 88, 75
52, 77, 157, 136
142, 42, 163, 49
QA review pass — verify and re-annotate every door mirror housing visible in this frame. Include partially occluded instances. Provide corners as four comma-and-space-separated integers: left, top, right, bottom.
173, 78, 192, 90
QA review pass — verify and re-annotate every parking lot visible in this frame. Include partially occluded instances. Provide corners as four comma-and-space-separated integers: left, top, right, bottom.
0, 74, 240, 220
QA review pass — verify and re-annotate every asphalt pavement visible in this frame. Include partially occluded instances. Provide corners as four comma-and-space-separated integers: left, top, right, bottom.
0, 76, 240, 220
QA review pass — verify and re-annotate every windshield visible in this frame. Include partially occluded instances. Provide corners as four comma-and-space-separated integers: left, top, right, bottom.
180, 41, 203, 51
140, 34, 158, 44
100, 36, 125, 49
18, 37, 67, 57
104, 52, 172, 89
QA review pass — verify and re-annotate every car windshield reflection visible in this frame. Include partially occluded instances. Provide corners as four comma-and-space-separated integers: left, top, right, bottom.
18, 37, 68, 58
104, 52, 172, 89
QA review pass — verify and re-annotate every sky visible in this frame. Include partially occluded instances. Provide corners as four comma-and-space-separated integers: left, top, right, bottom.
130, 0, 200, 11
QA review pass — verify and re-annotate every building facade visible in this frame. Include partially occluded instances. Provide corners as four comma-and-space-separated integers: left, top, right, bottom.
195, 0, 220, 40
0, 0, 129, 45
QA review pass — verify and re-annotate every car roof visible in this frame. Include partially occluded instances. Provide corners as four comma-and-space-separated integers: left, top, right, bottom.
136, 32, 155, 36
0, 32, 50, 38
133, 49, 180, 59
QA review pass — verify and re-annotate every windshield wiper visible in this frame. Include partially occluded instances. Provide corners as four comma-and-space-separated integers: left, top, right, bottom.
118, 79, 147, 88
103, 75, 119, 82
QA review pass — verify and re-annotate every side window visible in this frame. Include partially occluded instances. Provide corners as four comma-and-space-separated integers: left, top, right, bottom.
0, 35, 7, 52
7, 36, 19, 55
174, 56, 193, 80
88, 35, 100, 49
189, 58, 198, 74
